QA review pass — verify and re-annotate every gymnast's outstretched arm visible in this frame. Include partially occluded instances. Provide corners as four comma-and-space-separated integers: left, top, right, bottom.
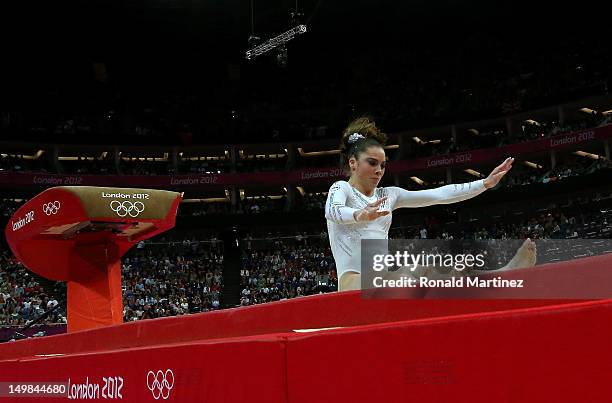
390, 157, 514, 209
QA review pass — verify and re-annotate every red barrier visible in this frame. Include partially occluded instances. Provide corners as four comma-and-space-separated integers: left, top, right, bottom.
286, 299, 612, 403
0, 334, 288, 402
2, 299, 612, 402
0, 295, 570, 361
1, 255, 610, 361
1, 254, 611, 402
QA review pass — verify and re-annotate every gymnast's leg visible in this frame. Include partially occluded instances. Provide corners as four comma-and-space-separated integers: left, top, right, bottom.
338, 271, 361, 291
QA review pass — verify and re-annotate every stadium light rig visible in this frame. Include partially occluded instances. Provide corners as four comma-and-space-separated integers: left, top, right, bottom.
245, 24, 307, 60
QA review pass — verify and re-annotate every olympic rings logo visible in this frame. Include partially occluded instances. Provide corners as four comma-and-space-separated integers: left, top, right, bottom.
42, 201, 61, 215
146, 369, 174, 400
109, 200, 145, 218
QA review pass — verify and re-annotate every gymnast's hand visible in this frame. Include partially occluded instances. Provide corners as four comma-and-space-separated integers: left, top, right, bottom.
353, 197, 390, 222
484, 157, 514, 189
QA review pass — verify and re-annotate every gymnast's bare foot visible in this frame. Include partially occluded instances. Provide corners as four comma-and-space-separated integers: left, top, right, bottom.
498, 238, 537, 271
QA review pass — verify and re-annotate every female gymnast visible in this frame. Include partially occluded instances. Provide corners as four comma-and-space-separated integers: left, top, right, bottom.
325, 117, 537, 291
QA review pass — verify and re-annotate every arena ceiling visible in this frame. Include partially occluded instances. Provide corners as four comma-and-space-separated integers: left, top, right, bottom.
0, 0, 606, 100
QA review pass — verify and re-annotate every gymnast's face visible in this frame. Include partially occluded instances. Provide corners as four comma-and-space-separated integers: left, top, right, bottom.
349, 146, 386, 188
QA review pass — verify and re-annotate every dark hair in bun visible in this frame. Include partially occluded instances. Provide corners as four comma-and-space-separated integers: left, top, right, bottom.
339, 116, 388, 172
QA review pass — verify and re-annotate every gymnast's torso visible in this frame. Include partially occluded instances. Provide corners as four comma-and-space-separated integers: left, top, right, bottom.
325, 179, 486, 280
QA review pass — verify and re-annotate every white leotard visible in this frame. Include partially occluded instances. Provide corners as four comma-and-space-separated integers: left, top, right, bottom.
325, 179, 486, 280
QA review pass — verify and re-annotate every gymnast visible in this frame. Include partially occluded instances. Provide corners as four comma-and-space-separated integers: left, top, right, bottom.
325, 117, 537, 291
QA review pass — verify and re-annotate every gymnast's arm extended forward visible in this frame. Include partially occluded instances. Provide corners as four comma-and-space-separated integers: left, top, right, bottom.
391, 157, 514, 209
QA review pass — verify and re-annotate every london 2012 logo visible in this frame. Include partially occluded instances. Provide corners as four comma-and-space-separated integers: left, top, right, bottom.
109, 201, 145, 218
146, 369, 174, 400
42, 201, 61, 215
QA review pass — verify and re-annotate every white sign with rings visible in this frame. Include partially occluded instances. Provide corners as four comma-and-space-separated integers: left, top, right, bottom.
42, 201, 61, 215
109, 200, 145, 218
146, 369, 174, 400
